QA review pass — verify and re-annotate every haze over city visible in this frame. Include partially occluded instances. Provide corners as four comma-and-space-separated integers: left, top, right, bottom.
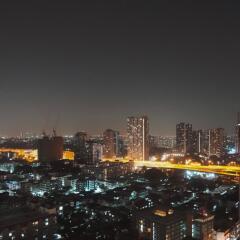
0, 1, 240, 136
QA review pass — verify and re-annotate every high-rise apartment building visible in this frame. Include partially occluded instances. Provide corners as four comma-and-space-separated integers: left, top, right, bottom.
92, 143, 103, 164
235, 112, 240, 154
73, 132, 88, 162
192, 128, 224, 157
176, 122, 192, 154
127, 116, 149, 161
103, 129, 119, 159
198, 130, 210, 155
208, 128, 224, 157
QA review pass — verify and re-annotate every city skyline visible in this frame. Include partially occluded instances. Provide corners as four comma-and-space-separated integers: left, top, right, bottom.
0, 117, 238, 138
0, 1, 240, 136
0, 113, 238, 137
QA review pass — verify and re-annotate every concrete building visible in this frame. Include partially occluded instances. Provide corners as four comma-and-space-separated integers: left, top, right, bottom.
127, 116, 149, 161
103, 129, 119, 159
135, 207, 188, 240
235, 112, 240, 154
38, 133, 63, 162
73, 132, 88, 162
192, 212, 214, 240
208, 128, 225, 157
176, 122, 192, 154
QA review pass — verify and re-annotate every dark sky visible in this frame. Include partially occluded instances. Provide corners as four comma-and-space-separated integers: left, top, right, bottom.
0, 1, 240, 136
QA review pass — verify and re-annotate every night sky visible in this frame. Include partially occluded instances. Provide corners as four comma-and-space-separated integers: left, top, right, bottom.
0, 1, 240, 136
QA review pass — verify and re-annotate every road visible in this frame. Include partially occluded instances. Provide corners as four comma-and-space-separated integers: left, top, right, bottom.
105, 159, 240, 177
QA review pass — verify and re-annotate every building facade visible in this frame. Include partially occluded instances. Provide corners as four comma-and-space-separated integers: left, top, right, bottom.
208, 128, 225, 157
73, 132, 88, 162
38, 134, 63, 162
127, 116, 149, 161
192, 213, 214, 240
176, 122, 193, 154
103, 129, 119, 159
135, 208, 188, 240
235, 112, 240, 154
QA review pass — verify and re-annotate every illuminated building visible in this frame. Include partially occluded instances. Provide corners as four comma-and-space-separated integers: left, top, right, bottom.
103, 129, 119, 159
190, 128, 225, 157
176, 122, 192, 154
149, 135, 158, 148
208, 128, 224, 157
62, 150, 74, 160
92, 143, 103, 163
127, 116, 149, 161
158, 136, 176, 149
192, 212, 214, 240
198, 130, 211, 155
73, 132, 88, 162
235, 112, 240, 154
192, 130, 199, 154
135, 208, 188, 240
38, 133, 64, 162
0, 148, 38, 162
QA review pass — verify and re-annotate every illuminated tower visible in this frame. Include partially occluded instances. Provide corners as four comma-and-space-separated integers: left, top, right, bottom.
235, 112, 240, 154
208, 128, 224, 157
103, 129, 119, 159
176, 122, 192, 154
127, 116, 149, 161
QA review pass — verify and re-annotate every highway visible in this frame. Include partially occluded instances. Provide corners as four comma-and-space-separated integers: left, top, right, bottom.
105, 159, 240, 177
133, 161, 240, 177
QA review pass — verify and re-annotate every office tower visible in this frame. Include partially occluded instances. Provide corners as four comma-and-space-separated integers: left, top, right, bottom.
103, 129, 119, 159
176, 122, 192, 154
38, 132, 64, 162
208, 128, 224, 157
135, 208, 188, 240
73, 132, 88, 162
235, 112, 240, 154
127, 116, 149, 161
192, 212, 214, 240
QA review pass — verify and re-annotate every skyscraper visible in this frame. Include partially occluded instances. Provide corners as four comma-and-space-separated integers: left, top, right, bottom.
196, 130, 210, 155
103, 129, 119, 159
127, 116, 149, 161
92, 143, 103, 164
176, 123, 192, 154
208, 128, 225, 157
73, 132, 88, 162
235, 112, 240, 154
192, 130, 199, 154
